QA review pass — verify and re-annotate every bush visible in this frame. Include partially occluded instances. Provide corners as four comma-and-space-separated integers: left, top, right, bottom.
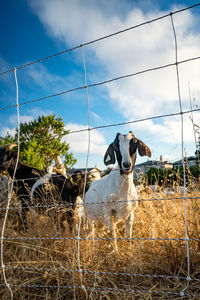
147, 164, 199, 187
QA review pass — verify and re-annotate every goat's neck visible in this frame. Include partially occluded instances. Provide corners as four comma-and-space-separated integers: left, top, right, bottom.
115, 168, 133, 196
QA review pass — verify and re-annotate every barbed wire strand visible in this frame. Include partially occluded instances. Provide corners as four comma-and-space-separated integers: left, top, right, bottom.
1, 235, 200, 242
1, 55, 200, 112
0, 3, 199, 77
0, 282, 198, 297
0, 69, 21, 300
170, 13, 191, 296
69, 106, 200, 134
1, 265, 188, 281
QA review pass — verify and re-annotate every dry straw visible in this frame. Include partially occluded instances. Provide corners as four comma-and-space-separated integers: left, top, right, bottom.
0, 186, 200, 299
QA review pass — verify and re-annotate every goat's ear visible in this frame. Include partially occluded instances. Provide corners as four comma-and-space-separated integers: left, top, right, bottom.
104, 143, 116, 166
137, 139, 151, 157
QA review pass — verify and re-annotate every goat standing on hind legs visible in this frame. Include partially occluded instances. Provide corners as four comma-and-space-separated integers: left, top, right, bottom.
84, 131, 151, 250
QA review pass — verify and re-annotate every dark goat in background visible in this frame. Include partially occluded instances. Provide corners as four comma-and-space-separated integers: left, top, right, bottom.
0, 144, 44, 228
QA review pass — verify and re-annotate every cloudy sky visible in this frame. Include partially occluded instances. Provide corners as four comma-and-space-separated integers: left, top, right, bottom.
0, 0, 200, 169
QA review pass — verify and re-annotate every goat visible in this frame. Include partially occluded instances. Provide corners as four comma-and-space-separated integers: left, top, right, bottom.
30, 169, 87, 233
0, 144, 45, 229
84, 131, 151, 249
30, 172, 80, 233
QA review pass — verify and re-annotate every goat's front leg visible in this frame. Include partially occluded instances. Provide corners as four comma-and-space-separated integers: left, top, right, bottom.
125, 212, 135, 238
112, 221, 118, 251
91, 220, 95, 245
105, 216, 112, 232
105, 217, 118, 251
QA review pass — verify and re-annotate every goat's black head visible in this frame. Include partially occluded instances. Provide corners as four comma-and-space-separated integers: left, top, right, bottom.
104, 131, 151, 175
0, 144, 18, 171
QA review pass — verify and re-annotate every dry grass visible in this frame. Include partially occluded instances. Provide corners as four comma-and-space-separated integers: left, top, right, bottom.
0, 185, 200, 299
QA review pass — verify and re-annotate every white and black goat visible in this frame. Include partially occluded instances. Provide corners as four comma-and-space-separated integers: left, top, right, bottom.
84, 131, 151, 248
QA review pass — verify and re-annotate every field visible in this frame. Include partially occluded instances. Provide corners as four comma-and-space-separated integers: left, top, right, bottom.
0, 185, 200, 299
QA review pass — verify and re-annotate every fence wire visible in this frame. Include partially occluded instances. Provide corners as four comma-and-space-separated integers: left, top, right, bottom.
170, 12, 190, 296
0, 195, 200, 211
0, 282, 198, 298
0, 69, 20, 300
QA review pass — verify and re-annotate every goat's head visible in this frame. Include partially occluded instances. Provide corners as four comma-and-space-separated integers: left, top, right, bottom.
71, 170, 91, 194
0, 144, 18, 171
104, 131, 151, 175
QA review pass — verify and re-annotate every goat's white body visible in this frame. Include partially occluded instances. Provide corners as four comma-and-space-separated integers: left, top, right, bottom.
84, 168, 138, 237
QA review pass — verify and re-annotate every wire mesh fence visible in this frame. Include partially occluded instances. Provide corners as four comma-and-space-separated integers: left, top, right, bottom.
0, 3, 200, 299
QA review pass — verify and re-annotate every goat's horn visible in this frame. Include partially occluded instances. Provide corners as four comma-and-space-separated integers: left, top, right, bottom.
7, 143, 17, 150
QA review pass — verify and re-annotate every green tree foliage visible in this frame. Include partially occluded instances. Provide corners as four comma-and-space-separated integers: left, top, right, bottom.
0, 114, 77, 170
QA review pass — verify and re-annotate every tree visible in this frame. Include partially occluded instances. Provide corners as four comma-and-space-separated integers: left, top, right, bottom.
0, 114, 77, 170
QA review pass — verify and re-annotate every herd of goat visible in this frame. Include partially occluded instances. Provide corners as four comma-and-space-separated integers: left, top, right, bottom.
0, 131, 152, 247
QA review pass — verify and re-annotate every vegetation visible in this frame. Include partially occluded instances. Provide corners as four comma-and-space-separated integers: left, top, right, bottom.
0, 114, 77, 170
0, 184, 200, 299
147, 164, 199, 188
0, 115, 200, 298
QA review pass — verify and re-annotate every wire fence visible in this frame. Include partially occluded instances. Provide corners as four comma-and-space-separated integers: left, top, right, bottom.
0, 3, 200, 299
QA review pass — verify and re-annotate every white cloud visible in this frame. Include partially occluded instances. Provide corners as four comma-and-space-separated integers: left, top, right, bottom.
27, 65, 64, 90
28, 0, 200, 157
64, 123, 107, 155
132, 113, 200, 144
0, 127, 16, 138
29, 1, 200, 96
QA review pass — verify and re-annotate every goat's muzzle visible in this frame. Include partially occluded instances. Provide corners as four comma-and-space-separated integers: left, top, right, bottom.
121, 161, 133, 175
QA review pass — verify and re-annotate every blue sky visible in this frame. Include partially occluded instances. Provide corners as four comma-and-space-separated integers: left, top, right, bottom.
0, 0, 200, 169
